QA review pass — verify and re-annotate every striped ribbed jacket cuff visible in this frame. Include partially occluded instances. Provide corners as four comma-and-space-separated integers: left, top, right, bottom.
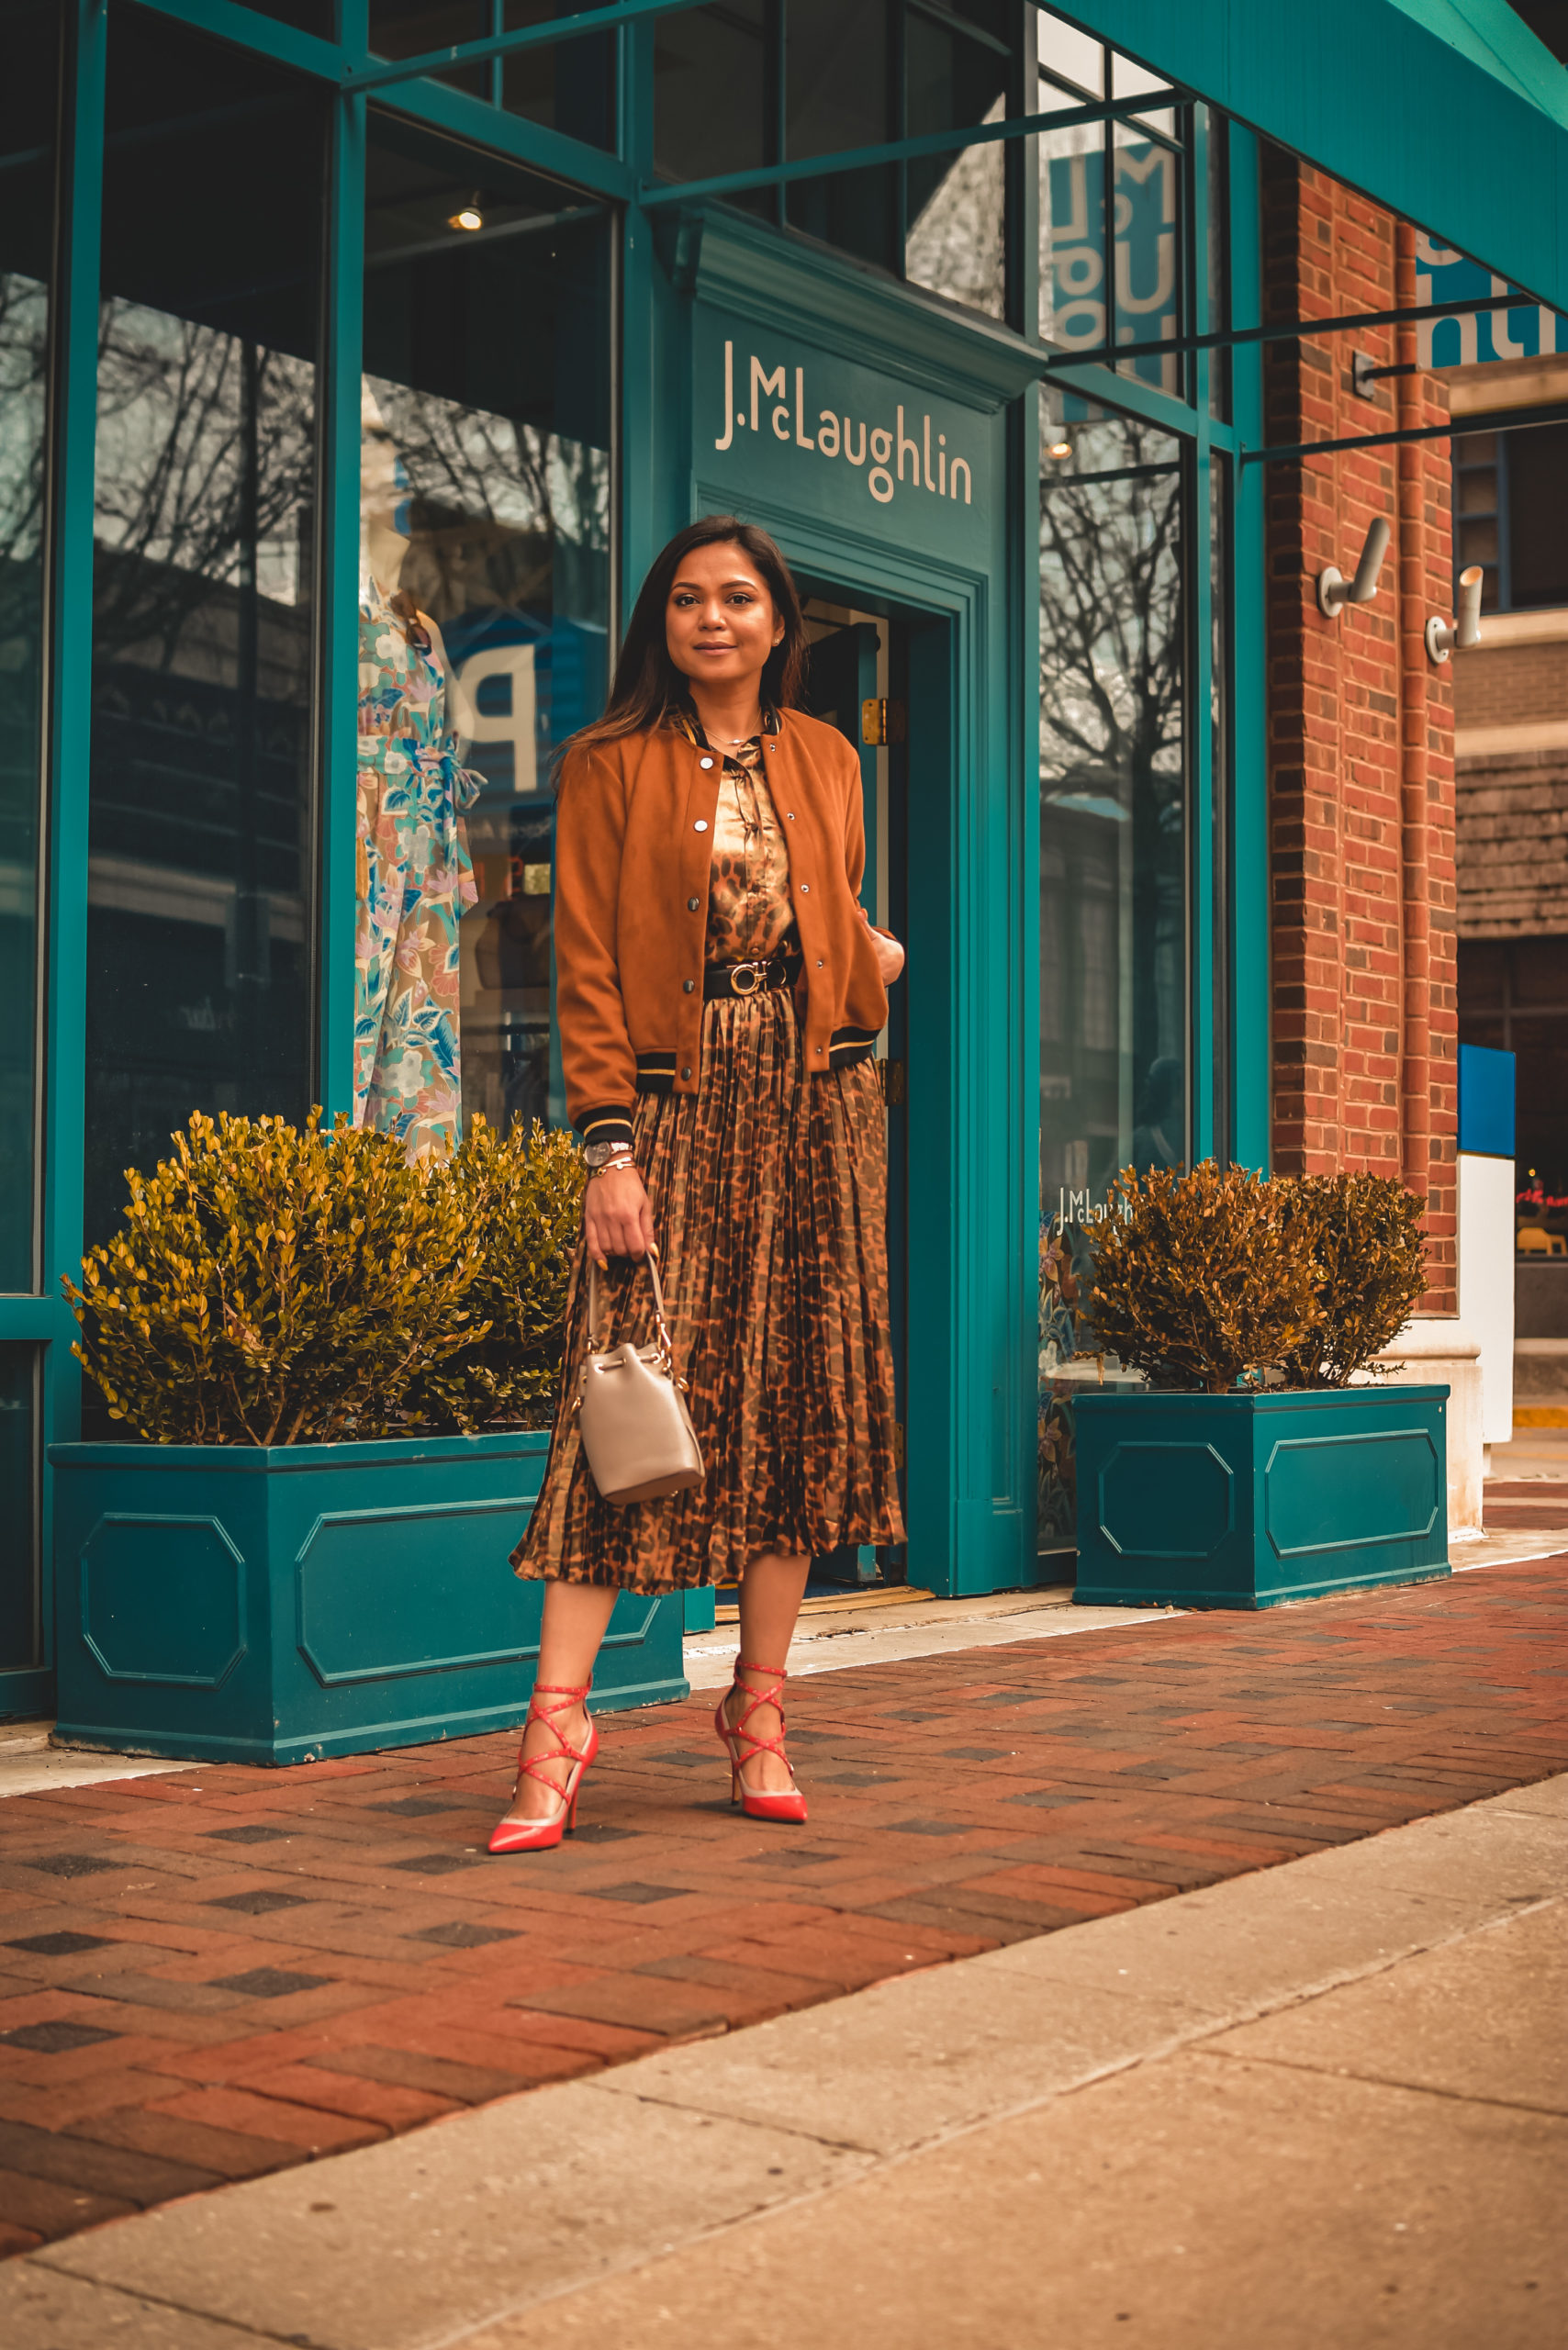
577, 1107, 635, 1149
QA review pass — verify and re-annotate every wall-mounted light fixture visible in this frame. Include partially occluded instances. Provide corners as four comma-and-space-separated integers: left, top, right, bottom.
1426, 565, 1484, 663
447, 194, 484, 231
1316, 516, 1391, 619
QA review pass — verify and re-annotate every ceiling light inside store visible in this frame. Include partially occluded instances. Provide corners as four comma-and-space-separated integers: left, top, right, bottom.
449, 197, 484, 231
1047, 438, 1072, 460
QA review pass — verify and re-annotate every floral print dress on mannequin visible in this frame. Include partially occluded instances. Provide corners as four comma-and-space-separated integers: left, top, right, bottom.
354, 573, 482, 1157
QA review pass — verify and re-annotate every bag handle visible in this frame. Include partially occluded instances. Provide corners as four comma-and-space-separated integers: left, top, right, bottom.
587, 1242, 673, 1363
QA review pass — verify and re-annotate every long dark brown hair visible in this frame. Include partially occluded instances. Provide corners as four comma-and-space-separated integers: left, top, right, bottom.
565, 517, 807, 764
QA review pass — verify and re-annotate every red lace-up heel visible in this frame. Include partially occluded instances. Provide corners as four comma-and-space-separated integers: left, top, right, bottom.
487, 1682, 599, 1854
714, 1660, 808, 1824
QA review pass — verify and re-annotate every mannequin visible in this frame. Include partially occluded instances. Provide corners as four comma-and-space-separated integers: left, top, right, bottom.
354, 389, 481, 1159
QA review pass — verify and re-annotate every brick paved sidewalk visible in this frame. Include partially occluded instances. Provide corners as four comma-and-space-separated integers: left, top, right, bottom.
1, 1557, 1564, 2260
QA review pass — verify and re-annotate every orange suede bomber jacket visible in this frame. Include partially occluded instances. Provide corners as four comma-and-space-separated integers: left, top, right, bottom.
554, 709, 890, 1145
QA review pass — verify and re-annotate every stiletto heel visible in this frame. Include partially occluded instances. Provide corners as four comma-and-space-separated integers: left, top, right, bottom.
713, 1660, 808, 1824
488, 1682, 598, 1854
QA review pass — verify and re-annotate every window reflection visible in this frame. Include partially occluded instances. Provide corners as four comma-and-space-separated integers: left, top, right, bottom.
370, 3, 489, 101
1039, 406, 1185, 1211
0, 0, 53, 1292
361, 121, 611, 1152
86, 15, 322, 1251
904, 6, 1010, 319
500, 2, 615, 154
655, 1, 772, 220
786, 0, 896, 273
1112, 117, 1181, 394
654, 1, 1016, 316
1038, 404, 1186, 1549
1037, 23, 1184, 395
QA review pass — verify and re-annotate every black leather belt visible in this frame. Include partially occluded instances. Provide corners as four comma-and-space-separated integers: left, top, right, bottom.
703, 949, 801, 1001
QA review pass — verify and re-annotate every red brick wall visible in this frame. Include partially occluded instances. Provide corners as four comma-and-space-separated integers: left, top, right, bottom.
1262, 151, 1457, 1311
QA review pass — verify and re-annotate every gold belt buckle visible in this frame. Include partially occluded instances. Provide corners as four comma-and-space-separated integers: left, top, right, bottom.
729, 959, 767, 997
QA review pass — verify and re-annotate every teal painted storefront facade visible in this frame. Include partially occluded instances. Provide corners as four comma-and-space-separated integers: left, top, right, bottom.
3, 1, 1565, 1729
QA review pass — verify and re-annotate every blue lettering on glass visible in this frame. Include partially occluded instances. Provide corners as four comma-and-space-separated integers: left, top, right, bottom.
712, 341, 974, 509
1044, 140, 1178, 393
1416, 232, 1563, 366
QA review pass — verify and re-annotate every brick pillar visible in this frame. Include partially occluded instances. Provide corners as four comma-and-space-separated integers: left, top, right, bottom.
1261, 152, 1457, 1309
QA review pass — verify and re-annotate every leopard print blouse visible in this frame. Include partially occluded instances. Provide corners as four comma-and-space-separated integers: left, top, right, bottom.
669, 708, 798, 966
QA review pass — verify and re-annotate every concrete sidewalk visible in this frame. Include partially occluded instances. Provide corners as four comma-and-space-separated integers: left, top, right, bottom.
3, 1774, 1562, 2348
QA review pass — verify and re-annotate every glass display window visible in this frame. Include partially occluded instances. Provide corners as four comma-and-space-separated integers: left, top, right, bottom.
360, 118, 612, 1155
1038, 399, 1187, 1220
85, 9, 325, 1252
0, 0, 54, 1294
1036, 397, 1187, 1548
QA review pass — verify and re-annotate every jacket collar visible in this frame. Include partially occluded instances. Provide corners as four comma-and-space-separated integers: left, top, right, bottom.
667, 701, 783, 754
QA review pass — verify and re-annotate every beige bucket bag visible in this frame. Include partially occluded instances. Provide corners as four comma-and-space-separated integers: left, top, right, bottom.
575, 1245, 704, 1506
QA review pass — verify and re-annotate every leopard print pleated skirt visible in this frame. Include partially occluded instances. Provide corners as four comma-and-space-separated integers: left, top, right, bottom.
512, 987, 905, 1593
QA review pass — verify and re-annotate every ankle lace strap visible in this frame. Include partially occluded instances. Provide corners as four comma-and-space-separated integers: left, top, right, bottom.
726, 1661, 793, 1781
520, 1681, 592, 1793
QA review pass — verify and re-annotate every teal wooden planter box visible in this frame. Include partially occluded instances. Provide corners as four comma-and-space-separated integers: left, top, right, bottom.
1071, 1385, 1450, 1610
49, 1430, 687, 1765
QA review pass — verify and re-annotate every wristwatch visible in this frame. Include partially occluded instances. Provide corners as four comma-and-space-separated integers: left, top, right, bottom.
583, 1139, 635, 1173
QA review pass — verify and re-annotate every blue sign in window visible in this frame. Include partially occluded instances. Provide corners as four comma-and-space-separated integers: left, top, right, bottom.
1458, 1043, 1516, 1159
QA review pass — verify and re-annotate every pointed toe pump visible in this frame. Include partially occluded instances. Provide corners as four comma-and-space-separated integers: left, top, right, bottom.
714, 1659, 808, 1824
488, 1681, 599, 1854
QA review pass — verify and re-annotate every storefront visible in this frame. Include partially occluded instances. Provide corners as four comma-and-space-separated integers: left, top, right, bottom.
3, 0, 1565, 1719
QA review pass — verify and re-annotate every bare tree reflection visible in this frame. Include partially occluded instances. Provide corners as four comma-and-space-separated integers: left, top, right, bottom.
0, 274, 48, 653
93, 302, 315, 672
1038, 416, 1185, 1177
364, 376, 609, 631
1039, 421, 1183, 800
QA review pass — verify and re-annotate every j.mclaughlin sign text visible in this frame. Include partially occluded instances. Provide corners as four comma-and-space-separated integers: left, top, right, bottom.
712, 339, 975, 510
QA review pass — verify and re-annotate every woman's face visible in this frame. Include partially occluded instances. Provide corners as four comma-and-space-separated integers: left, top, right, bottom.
665, 541, 784, 696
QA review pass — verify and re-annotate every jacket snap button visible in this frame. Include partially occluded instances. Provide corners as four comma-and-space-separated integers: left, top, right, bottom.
800, 882, 809, 893
814, 1046, 823, 1055
699, 755, 713, 769
687, 895, 700, 911
816, 958, 823, 969
681, 1066, 692, 1080
786, 811, 794, 821
683, 979, 695, 993
694, 819, 709, 833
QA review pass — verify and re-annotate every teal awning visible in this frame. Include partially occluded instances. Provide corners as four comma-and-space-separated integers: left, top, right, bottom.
1057, 1, 1568, 311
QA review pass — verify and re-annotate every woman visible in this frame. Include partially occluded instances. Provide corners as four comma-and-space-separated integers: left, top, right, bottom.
490, 517, 905, 1853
